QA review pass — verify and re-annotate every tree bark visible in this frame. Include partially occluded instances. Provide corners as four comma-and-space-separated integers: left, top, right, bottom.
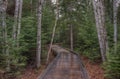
113, 0, 117, 53
0, 0, 10, 71
17, 0, 23, 47
113, 0, 120, 53
47, 0, 59, 63
92, 0, 108, 62
31, 0, 33, 14
70, 25, 73, 50
36, 0, 43, 68
12, 0, 19, 41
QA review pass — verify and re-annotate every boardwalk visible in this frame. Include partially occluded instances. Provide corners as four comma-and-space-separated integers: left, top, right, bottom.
38, 45, 89, 79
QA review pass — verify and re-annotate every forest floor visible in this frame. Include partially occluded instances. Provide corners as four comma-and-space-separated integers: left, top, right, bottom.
19, 65, 46, 79
81, 56, 105, 79
19, 56, 105, 79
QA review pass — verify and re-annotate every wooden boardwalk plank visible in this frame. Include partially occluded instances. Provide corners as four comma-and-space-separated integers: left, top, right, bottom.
38, 45, 89, 79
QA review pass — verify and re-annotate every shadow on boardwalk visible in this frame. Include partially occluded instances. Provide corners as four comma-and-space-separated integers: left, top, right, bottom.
37, 45, 89, 79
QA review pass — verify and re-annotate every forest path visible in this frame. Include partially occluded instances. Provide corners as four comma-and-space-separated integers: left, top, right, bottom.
37, 45, 89, 79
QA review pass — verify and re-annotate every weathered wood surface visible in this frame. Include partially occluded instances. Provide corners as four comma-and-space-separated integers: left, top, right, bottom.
38, 45, 89, 79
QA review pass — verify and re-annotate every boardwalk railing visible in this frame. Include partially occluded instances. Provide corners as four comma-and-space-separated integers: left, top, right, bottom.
37, 45, 89, 79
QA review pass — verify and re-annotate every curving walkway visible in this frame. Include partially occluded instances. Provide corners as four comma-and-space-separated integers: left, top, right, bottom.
38, 45, 89, 79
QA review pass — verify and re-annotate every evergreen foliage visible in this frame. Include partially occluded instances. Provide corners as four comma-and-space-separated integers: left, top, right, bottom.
0, 0, 120, 78
104, 45, 120, 79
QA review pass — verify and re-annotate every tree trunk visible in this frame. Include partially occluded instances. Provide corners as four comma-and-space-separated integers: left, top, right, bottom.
0, 0, 7, 54
17, 0, 23, 47
0, 0, 10, 71
113, 0, 117, 53
36, 0, 43, 68
12, 0, 19, 41
70, 25, 73, 50
30, 0, 33, 14
47, 0, 59, 63
92, 0, 108, 62
113, 0, 120, 53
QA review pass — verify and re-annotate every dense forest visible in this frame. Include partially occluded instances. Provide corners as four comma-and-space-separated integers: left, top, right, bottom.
0, 0, 120, 79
